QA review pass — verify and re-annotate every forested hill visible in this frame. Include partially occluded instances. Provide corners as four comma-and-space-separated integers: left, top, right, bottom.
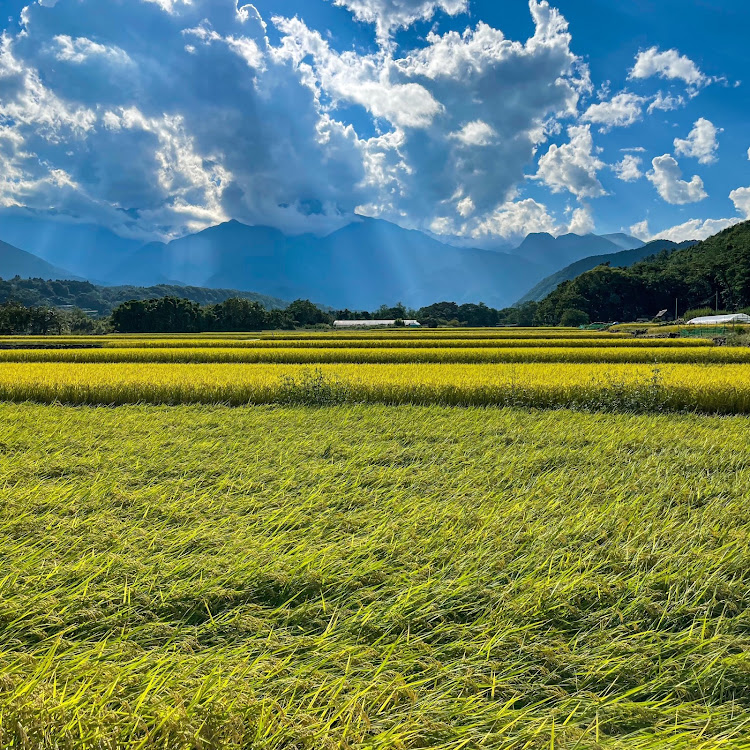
535, 221, 750, 324
516, 238, 696, 304
0, 277, 288, 315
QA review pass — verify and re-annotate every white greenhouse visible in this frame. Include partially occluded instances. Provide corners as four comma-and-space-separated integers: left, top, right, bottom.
686, 313, 750, 325
333, 319, 421, 328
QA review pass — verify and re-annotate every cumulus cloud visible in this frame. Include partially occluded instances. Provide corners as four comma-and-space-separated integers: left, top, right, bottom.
434, 193, 597, 242
647, 91, 685, 114
730, 187, 750, 219
632, 217, 741, 243
0, 0, 590, 241
612, 154, 643, 182
629, 47, 707, 88
646, 155, 707, 204
637, 184, 750, 244
582, 92, 645, 131
0, 0, 371, 238
535, 124, 606, 199
279, 2, 586, 229
54, 35, 133, 65
271, 16, 444, 129
673, 118, 722, 164
462, 197, 558, 240
567, 204, 595, 234
328, 0, 468, 41
450, 120, 498, 147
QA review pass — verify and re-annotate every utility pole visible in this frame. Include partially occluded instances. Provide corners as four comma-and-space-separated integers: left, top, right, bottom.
675, 297, 678, 322
716, 290, 719, 313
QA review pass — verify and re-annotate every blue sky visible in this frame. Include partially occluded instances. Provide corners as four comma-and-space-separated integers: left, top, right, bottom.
0, 0, 747, 247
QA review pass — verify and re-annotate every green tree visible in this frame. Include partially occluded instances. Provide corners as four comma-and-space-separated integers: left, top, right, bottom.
286, 299, 331, 326
111, 297, 204, 333
560, 308, 590, 327
212, 298, 267, 331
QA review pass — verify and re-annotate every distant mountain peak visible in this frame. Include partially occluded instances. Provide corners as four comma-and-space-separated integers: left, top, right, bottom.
512, 231, 623, 271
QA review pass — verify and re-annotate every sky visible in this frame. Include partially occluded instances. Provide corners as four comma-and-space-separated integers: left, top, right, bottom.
0, 0, 748, 247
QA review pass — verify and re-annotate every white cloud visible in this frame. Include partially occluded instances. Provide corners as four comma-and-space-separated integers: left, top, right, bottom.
461, 196, 596, 240
629, 47, 707, 88
730, 187, 750, 219
535, 124, 606, 199
632, 217, 741, 243
612, 154, 642, 182
328, 0, 468, 41
54, 35, 132, 65
674, 118, 721, 164
567, 204, 594, 234
281, 2, 586, 228
0, 0, 592, 241
637, 186, 750, 244
582, 92, 645, 131
0, 0, 366, 238
273, 16, 442, 129
450, 120, 497, 147
142, 0, 192, 13
647, 91, 685, 114
466, 197, 558, 240
629, 219, 650, 241
646, 154, 707, 204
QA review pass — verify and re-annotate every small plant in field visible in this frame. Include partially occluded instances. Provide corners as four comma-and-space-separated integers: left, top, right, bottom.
277, 367, 350, 405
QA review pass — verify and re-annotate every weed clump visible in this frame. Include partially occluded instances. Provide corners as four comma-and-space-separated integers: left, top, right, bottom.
277, 368, 351, 406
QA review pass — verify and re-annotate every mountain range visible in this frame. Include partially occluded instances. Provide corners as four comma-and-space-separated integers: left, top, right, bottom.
0, 211, 646, 309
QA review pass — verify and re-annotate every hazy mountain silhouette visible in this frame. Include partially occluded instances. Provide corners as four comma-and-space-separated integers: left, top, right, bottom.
106, 218, 544, 309
600, 233, 645, 251
0, 239, 79, 281
512, 232, 625, 272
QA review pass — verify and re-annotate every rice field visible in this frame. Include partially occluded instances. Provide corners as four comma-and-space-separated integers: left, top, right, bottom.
0, 344, 746, 366
0, 336, 713, 349
2, 326, 749, 749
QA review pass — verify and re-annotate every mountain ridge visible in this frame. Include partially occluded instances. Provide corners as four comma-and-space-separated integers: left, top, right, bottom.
0, 210, 651, 309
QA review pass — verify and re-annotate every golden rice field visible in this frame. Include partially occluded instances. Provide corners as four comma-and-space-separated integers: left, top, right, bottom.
0, 359, 748, 412
0, 344, 745, 365
2, 326, 750, 749
0, 336, 712, 348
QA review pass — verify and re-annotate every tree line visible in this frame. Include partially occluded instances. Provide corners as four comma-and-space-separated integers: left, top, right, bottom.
110, 298, 526, 332
0, 295, 537, 334
0, 301, 106, 335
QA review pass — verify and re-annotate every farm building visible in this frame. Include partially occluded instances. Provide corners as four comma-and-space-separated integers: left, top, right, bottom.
687, 314, 750, 325
333, 319, 421, 328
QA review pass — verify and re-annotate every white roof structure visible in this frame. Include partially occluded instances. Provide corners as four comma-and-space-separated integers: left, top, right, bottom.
687, 314, 750, 325
333, 319, 421, 328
